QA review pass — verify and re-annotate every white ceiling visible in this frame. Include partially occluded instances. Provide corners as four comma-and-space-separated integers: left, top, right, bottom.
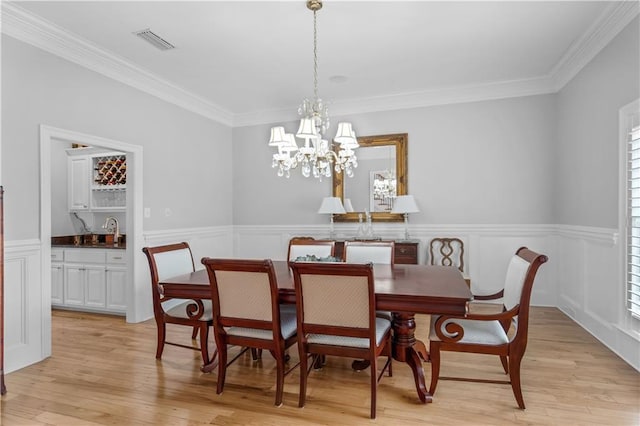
3, 1, 638, 126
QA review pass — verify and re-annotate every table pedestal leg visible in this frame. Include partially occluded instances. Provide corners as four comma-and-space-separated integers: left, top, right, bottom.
392, 312, 433, 403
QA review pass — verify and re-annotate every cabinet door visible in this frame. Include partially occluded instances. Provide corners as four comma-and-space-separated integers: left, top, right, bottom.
85, 265, 107, 308
106, 266, 127, 312
64, 265, 85, 306
51, 263, 64, 305
68, 156, 90, 211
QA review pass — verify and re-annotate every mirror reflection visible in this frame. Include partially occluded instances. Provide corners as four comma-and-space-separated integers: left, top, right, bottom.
344, 146, 396, 213
333, 133, 407, 222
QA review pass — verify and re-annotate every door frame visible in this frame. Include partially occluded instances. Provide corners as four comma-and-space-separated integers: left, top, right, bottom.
39, 125, 147, 356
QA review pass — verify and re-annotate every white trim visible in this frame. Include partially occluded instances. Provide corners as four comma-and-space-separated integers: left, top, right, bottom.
234, 76, 555, 127
554, 224, 619, 245
618, 99, 640, 330
39, 125, 146, 323
2, 1, 636, 128
550, 1, 640, 91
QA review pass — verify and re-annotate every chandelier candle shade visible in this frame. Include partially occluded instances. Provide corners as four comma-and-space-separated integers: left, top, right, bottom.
269, 0, 359, 180
391, 195, 420, 240
318, 196, 346, 238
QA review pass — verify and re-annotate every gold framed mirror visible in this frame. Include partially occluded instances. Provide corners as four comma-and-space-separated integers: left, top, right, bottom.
333, 133, 407, 222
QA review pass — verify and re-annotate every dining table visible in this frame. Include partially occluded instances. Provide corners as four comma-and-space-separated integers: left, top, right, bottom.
159, 260, 472, 403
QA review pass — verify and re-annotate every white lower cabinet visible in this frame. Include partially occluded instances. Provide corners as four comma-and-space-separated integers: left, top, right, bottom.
105, 251, 127, 311
52, 248, 126, 314
51, 249, 64, 305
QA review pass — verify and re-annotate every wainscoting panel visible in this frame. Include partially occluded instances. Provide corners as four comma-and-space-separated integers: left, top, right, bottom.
555, 225, 638, 370
4, 241, 43, 373
6, 224, 638, 376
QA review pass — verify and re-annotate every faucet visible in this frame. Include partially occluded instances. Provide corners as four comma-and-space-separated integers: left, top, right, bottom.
102, 216, 120, 243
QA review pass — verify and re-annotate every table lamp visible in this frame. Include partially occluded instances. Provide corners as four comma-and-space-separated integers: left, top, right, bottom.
318, 197, 346, 238
391, 195, 419, 240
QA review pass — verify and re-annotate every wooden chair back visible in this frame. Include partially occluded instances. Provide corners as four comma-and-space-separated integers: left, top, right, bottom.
288, 238, 336, 261
293, 262, 375, 335
143, 242, 195, 317
343, 240, 395, 264
429, 237, 465, 273
202, 258, 280, 331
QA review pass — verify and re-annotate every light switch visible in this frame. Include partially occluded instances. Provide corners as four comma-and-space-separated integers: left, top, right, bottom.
144, 207, 151, 218
164, 208, 172, 217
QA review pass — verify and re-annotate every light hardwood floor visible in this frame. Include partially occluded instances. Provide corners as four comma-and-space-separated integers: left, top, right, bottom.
1, 307, 638, 425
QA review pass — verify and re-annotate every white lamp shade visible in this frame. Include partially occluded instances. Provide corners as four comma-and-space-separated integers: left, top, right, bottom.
281, 133, 298, 152
269, 126, 287, 146
335, 122, 359, 149
318, 197, 346, 214
343, 198, 354, 212
296, 118, 318, 139
391, 195, 419, 214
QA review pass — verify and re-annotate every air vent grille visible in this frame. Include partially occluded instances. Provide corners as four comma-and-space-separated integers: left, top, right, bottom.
134, 28, 175, 51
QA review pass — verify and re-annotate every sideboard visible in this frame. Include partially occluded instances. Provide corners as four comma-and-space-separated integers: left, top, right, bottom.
333, 239, 419, 265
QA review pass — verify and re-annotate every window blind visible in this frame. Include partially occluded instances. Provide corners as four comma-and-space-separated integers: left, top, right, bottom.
627, 125, 640, 319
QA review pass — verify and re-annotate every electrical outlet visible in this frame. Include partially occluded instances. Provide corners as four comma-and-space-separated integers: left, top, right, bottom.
164, 208, 172, 217
144, 207, 151, 218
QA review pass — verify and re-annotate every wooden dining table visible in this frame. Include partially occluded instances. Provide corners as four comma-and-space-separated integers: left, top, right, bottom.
159, 260, 472, 403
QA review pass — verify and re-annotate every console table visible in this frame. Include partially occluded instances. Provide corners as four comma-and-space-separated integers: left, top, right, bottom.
333, 239, 419, 264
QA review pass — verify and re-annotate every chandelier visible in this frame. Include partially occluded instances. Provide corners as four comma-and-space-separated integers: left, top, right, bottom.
269, 0, 359, 180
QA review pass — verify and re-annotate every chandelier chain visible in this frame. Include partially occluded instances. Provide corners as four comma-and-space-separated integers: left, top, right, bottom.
313, 9, 318, 102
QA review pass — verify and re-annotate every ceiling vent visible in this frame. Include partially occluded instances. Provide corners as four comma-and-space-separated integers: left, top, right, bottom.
133, 28, 175, 51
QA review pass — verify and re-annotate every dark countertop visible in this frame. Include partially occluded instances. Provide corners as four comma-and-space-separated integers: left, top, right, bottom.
52, 243, 126, 250
52, 234, 126, 250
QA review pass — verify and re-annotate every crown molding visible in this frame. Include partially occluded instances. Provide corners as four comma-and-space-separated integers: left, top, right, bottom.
549, 1, 640, 91
1, 2, 234, 126
233, 75, 555, 127
2, 1, 637, 129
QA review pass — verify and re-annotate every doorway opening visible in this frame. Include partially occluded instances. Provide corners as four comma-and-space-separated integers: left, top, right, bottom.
40, 125, 147, 356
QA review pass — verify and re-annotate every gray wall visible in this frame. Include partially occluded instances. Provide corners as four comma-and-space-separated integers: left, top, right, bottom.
2, 35, 234, 240
233, 94, 556, 225
556, 16, 640, 228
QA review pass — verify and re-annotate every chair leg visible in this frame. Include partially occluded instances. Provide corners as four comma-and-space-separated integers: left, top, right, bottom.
198, 323, 210, 365
508, 354, 526, 409
192, 326, 198, 340
500, 355, 509, 374
298, 349, 309, 408
274, 352, 285, 407
428, 341, 441, 395
216, 341, 227, 396
370, 356, 378, 419
251, 348, 263, 361
155, 321, 166, 359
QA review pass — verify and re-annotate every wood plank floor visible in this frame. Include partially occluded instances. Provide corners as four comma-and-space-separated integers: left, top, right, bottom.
1, 307, 638, 425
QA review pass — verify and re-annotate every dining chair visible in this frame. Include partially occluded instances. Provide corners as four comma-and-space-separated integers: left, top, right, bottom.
428, 246, 548, 409
290, 261, 393, 419
343, 240, 395, 264
142, 242, 213, 365
428, 237, 470, 287
287, 237, 336, 261
343, 240, 395, 321
201, 258, 299, 407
